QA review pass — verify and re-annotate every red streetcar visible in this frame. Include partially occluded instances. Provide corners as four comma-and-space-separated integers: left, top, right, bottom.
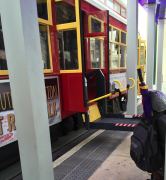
0, 0, 130, 160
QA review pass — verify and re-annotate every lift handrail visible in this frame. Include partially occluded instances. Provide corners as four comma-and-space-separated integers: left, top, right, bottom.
113, 80, 123, 89
88, 92, 113, 104
114, 78, 135, 91
88, 78, 135, 104
128, 77, 135, 89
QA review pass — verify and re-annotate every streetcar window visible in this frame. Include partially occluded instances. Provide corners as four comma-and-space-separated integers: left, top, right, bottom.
121, 32, 126, 44
114, 2, 121, 14
110, 43, 119, 68
120, 46, 126, 68
55, 1, 76, 24
58, 30, 78, 70
90, 38, 105, 69
39, 25, 51, 70
37, 0, 48, 20
112, 28, 120, 42
0, 17, 8, 71
90, 18, 103, 33
121, 7, 126, 18
107, 0, 113, 8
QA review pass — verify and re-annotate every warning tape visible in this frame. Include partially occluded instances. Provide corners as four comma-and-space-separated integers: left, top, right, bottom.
115, 123, 137, 127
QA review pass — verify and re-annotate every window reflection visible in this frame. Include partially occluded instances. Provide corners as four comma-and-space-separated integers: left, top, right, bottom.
121, 8, 126, 18
110, 43, 119, 68
58, 30, 78, 70
0, 17, 7, 70
91, 18, 103, 33
112, 28, 120, 42
121, 32, 126, 44
39, 25, 51, 69
114, 2, 121, 14
55, 1, 76, 24
90, 38, 105, 69
37, 0, 48, 20
107, 0, 113, 8
120, 46, 126, 68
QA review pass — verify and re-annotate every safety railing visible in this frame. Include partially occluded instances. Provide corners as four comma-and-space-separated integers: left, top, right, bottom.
88, 78, 135, 104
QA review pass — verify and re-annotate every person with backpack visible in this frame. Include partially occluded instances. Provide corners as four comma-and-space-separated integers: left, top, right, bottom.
130, 68, 166, 180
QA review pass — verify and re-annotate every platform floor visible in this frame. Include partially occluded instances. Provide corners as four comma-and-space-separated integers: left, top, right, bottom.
53, 130, 150, 180
89, 133, 150, 180
1, 130, 150, 180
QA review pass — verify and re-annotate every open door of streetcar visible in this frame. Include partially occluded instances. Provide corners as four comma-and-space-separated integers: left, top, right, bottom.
54, 0, 88, 118
83, 10, 109, 116
82, 9, 141, 131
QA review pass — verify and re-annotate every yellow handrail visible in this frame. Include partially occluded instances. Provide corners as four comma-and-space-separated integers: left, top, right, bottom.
88, 78, 136, 104
88, 93, 113, 104
128, 77, 135, 89
113, 80, 122, 89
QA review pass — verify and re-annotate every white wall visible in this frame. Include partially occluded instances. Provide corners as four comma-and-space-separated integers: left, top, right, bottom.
138, 4, 147, 39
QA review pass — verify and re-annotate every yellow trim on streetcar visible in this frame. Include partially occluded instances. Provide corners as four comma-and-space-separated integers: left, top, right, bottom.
0, 70, 8, 76
38, 18, 51, 25
47, 0, 53, 24
88, 15, 104, 33
37, 0, 52, 25
44, 26, 53, 73
56, 22, 77, 30
60, 69, 82, 73
75, 0, 82, 72
56, 0, 82, 73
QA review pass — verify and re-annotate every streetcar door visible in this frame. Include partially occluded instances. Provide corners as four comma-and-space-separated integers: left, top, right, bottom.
83, 10, 109, 114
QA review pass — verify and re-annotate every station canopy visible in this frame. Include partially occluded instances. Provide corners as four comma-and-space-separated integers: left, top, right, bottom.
156, 1, 166, 20
138, 0, 166, 21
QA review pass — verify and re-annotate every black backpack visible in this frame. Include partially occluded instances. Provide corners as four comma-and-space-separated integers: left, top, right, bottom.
130, 119, 163, 173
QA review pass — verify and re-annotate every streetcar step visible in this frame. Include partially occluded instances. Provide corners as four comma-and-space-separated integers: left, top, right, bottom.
90, 118, 141, 131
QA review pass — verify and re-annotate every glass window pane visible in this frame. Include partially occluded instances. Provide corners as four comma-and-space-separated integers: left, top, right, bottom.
107, 0, 113, 8
55, 1, 76, 24
110, 43, 119, 69
91, 18, 103, 33
109, 26, 112, 42
37, 0, 48, 20
121, 8, 126, 18
112, 28, 120, 42
39, 25, 51, 69
120, 46, 126, 68
121, 32, 126, 44
90, 38, 105, 69
58, 30, 78, 70
114, 2, 120, 14
0, 17, 7, 70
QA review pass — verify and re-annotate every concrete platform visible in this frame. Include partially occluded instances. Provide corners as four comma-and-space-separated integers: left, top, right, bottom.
0, 130, 151, 180
89, 134, 150, 180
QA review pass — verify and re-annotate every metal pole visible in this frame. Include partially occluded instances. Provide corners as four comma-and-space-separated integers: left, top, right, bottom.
163, 22, 166, 93
0, 0, 54, 180
146, 4, 156, 89
156, 20, 165, 91
126, 0, 138, 115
